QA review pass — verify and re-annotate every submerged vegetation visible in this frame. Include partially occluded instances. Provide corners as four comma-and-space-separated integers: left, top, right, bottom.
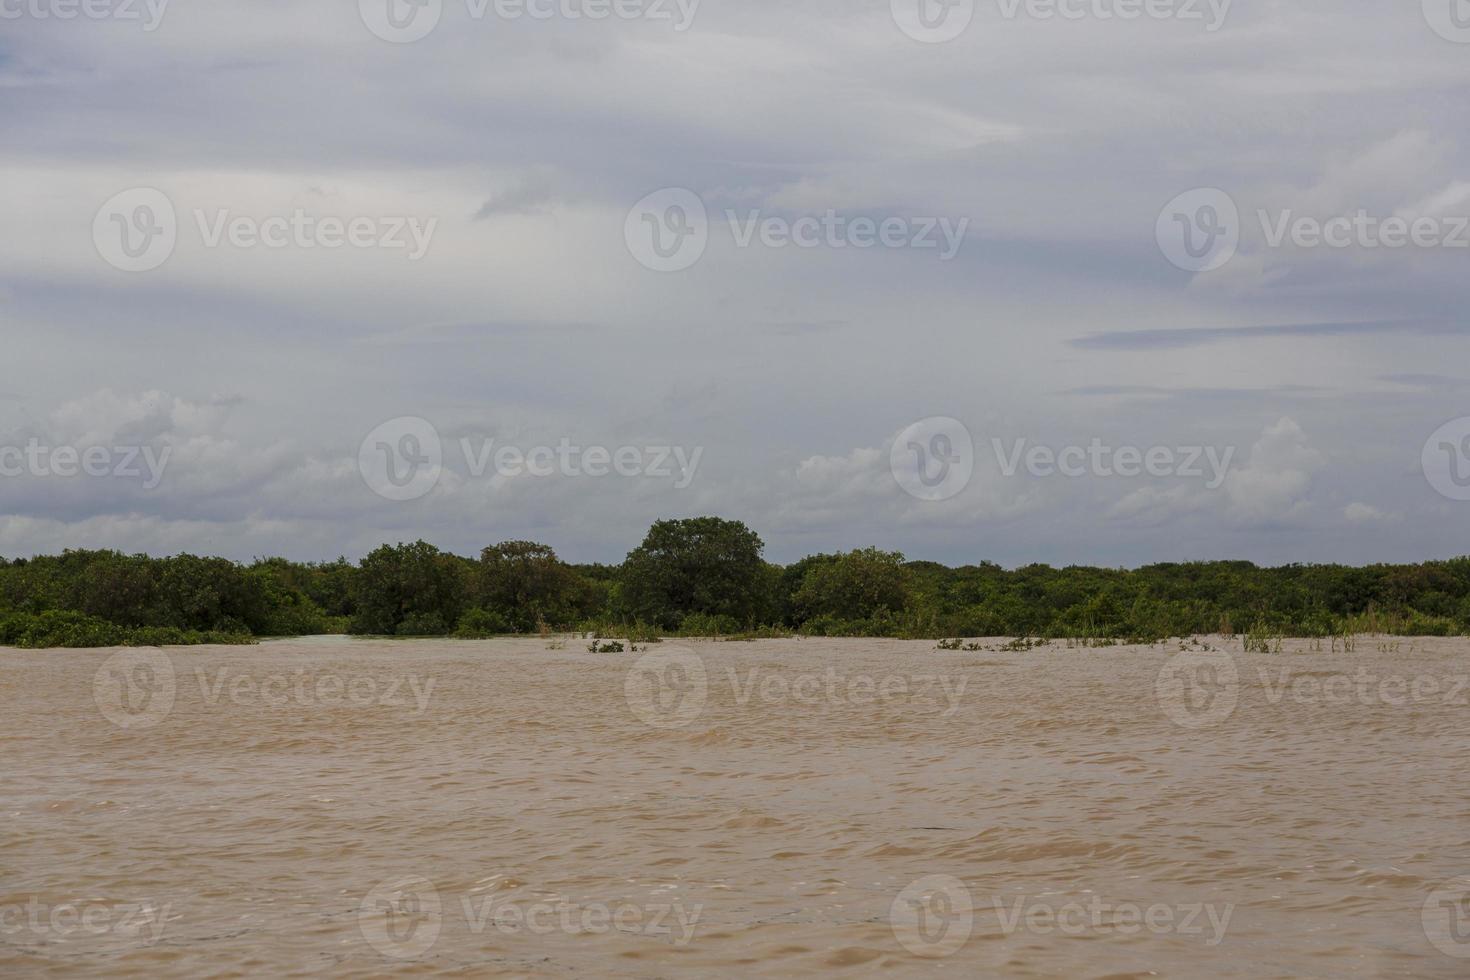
3, 517, 1470, 647
0, 610, 256, 649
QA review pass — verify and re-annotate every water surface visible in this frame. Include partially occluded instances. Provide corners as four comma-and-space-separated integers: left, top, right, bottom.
3, 636, 1469, 977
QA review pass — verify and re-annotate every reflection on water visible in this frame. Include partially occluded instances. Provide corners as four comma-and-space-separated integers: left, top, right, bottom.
3, 636, 1470, 977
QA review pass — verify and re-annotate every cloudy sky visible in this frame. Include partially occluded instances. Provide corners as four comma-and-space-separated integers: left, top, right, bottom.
2, 0, 1468, 567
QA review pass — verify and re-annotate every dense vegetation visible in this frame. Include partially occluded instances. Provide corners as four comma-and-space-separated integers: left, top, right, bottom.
3, 517, 1470, 646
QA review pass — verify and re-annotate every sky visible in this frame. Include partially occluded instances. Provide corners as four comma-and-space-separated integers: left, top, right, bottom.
1, 0, 1469, 568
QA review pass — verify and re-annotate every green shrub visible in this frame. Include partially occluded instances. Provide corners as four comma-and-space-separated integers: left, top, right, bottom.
0, 610, 253, 648
673, 612, 736, 636
1243, 623, 1283, 653
1399, 613, 1456, 636
395, 612, 451, 637
455, 608, 510, 638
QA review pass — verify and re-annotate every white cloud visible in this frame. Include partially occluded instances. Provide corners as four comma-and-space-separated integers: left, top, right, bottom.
1221, 418, 1325, 526
1343, 502, 1401, 524
2, 3, 1466, 565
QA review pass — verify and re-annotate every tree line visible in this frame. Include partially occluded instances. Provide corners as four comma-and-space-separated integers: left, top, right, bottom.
2, 516, 1469, 646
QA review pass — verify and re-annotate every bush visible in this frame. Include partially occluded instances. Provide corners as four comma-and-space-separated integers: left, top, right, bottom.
395, 612, 451, 637
793, 548, 910, 623
455, 608, 510, 638
1399, 613, 1456, 636
674, 612, 737, 636
0, 611, 254, 648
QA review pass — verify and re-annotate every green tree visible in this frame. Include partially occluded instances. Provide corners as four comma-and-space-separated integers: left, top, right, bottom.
69, 551, 156, 626
476, 540, 585, 631
153, 554, 270, 632
617, 517, 767, 628
351, 541, 469, 635
793, 548, 911, 623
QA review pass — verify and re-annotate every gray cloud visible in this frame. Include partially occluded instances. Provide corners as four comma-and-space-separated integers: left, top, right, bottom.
1, 0, 1468, 566
1070, 320, 1459, 351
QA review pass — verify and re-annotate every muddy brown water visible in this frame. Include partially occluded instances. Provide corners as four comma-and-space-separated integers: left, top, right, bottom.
3, 635, 1470, 977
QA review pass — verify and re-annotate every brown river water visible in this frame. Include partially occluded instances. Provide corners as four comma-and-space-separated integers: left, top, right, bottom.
3, 635, 1470, 977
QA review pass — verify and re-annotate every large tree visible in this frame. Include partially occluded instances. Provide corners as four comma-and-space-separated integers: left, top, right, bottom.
793, 548, 911, 623
351, 541, 469, 635
477, 540, 586, 631
617, 517, 768, 628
